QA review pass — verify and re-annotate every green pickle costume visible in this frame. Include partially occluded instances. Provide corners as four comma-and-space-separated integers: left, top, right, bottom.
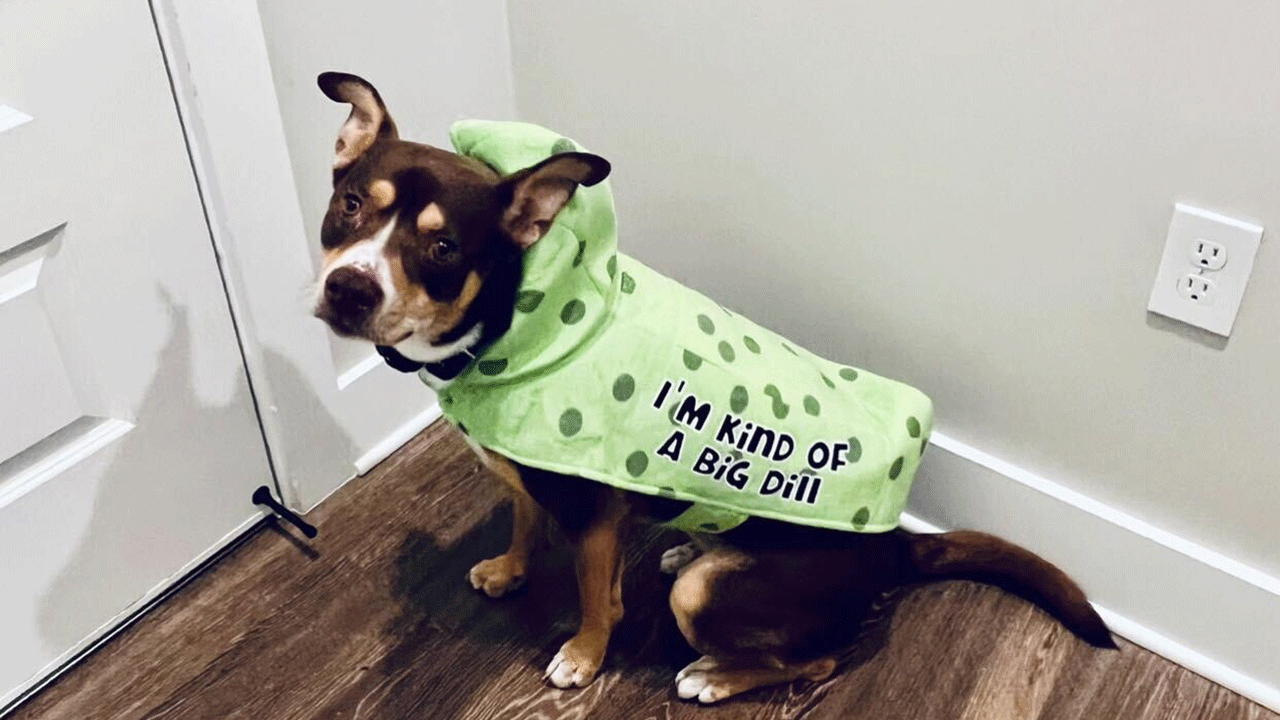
432, 120, 933, 534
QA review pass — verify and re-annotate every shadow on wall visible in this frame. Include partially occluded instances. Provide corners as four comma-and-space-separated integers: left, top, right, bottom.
36, 290, 354, 653
1144, 311, 1229, 351
261, 343, 360, 506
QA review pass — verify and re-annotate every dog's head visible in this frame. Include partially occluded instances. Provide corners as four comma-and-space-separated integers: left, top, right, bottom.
311, 72, 610, 361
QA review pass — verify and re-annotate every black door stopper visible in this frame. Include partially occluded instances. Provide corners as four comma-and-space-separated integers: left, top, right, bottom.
252, 485, 318, 538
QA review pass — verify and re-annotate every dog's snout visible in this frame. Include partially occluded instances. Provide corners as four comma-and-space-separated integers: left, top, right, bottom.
325, 266, 383, 311
319, 266, 383, 334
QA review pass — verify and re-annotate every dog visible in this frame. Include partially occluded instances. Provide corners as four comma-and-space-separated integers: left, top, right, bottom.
310, 71, 1116, 704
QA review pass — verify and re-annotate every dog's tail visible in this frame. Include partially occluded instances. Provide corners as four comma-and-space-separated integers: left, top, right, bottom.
903, 530, 1117, 649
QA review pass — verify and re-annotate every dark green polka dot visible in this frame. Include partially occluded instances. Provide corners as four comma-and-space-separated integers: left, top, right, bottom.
560, 299, 586, 324
620, 272, 636, 294
852, 506, 871, 529
839, 367, 858, 381
730, 385, 749, 413
699, 523, 720, 532
667, 402, 679, 425
763, 384, 789, 419
920, 436, 929, 457
820, 373, 835, 389
551, 137, 577, 154
478, 358, 508, 376
803, 395, 820, 416
572, 240, 586, 267
718, 341, 735, 362
743, 336, 760, 353
847, 437, 862, 462
782, 342, 799, 356
626, 451, 649, 477
657, 486, 677, 498
612, 373, 635, 401
559, 408, 583, 437
697, 314, 715, 334
441, 392, 454, 406
683, 350, 703, 370
515, 290, 544, 312
906, 416, 921, 438
607, 255, 617, 279
889, 456, 905, 480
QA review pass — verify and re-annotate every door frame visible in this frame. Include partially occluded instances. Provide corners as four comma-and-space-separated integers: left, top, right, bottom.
150, 0, 441, 510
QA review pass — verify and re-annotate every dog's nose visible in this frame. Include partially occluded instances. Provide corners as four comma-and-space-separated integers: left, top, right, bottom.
322, 266, 383, 330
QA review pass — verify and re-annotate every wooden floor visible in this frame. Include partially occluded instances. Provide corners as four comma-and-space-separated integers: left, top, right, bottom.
13, 421, 1277, 720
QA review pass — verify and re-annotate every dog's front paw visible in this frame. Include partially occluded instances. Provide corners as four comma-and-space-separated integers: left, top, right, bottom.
468, 554, 526, 598
544, 635, 606, 688
659, 543, 699, 574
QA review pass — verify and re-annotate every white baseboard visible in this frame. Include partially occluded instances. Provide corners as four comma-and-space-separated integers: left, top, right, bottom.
906, 431, 1280, 713
353, 402, 442, 475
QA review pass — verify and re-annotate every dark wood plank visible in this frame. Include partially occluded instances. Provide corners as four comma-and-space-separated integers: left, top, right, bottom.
10, 422, 1277, 720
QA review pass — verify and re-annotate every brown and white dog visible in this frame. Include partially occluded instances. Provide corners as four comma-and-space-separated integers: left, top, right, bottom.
310, 72, 1116, 704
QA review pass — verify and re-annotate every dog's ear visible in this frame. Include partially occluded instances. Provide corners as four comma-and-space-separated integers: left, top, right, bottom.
317, 71, 399, 172
496, 153, 610, 249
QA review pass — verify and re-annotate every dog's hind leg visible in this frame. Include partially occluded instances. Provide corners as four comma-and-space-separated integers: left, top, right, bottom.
673, 654, 837, 705
659, 542, 700, 574
667, 549, 850, 704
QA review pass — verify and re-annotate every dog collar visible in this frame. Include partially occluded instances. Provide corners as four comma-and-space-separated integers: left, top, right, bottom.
375, 344, 474, 381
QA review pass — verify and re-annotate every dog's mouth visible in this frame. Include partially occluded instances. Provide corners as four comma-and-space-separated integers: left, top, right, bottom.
313, 303, 368, 339
312, 301, 420, 348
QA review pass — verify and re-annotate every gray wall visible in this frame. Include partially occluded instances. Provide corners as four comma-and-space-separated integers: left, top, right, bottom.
506, 1, 1280, 576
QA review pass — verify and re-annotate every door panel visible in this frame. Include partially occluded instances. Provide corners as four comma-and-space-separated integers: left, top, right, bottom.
0, 0, 273, 706
0, 274, 82, 462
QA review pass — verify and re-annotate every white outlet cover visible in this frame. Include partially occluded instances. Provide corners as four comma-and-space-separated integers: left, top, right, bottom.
1148, 203, 1263, 336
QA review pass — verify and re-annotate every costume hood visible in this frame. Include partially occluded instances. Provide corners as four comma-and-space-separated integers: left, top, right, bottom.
434, 121, 933, 534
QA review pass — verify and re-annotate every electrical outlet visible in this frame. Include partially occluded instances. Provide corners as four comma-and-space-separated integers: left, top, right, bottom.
1175, 273, 1215, 304
1148, 203, 1262, 336
1189, 239, 1227, 270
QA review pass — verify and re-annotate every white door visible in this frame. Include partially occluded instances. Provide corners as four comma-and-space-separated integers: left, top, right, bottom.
153, 0, 516, 509
0, 0, 274, 707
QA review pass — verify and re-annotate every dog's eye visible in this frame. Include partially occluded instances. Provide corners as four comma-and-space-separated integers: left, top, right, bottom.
429, 237, 459, 262
342, 193, 362, 216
